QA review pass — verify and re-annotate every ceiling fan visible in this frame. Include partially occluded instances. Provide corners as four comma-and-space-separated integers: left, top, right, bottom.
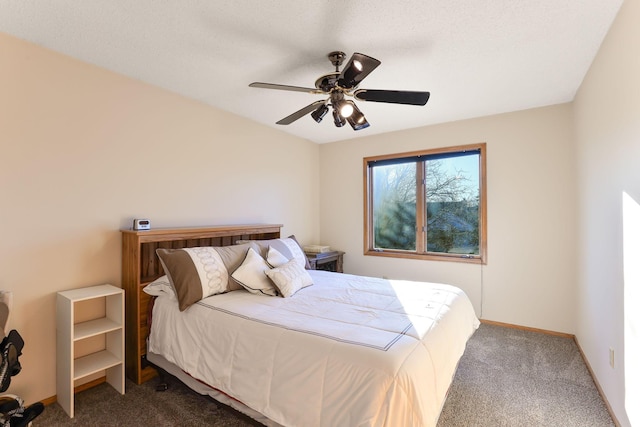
249, 51, 430, 131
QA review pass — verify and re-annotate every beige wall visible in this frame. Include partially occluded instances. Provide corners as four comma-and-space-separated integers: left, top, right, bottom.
0, 33, 320, 404
320, 104, 577, 334
573, 0, 639, 425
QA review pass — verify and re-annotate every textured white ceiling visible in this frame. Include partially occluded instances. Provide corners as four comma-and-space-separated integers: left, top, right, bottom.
0, 1, 623, 143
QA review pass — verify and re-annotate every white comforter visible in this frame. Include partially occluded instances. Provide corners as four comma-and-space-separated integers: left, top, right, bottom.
148, 270, 479, 427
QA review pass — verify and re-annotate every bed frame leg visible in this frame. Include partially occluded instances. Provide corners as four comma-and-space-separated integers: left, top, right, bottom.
155, 366, 170, 392
145, 357, 170, 392
156, 380, 169, 392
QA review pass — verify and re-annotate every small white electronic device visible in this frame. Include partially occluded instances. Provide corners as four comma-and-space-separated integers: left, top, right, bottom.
133, 219, 151, 231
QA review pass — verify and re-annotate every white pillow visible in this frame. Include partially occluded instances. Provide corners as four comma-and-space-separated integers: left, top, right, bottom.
265, 259, 313, 298
253, 236, 310, 269
231, 248, 278, 296
143, 275, 175, 298
266, 246, 290, 268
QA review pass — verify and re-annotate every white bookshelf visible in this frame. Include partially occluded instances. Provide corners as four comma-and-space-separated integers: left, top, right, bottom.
56, 284, 124, 418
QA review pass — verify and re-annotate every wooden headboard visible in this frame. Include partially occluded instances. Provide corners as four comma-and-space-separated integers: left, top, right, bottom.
121, 224, 282, 384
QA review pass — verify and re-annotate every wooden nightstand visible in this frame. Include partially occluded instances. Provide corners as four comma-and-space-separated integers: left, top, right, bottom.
306, 251, 344, 273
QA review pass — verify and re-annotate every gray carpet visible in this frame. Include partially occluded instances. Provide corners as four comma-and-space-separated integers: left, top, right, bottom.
437, 324, 614, 427
36, 324, 614, 426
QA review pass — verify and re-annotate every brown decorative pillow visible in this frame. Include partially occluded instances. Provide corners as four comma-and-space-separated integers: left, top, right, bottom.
156, 242, 257, 311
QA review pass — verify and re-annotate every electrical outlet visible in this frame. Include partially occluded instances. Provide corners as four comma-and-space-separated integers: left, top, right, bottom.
609, 348, 615, 368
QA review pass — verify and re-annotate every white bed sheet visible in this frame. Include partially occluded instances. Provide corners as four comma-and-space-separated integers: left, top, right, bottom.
147, 270, 479, 427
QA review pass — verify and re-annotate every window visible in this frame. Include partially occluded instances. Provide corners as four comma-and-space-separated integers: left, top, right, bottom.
364, 143, 486, 263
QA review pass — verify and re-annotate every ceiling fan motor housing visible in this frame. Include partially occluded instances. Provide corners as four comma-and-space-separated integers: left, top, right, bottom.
328, 51, 346, 70
315, 73, 340, 92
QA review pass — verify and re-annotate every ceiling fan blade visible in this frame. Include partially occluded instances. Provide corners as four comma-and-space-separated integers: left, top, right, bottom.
276, 100, 327, 125
338, 53, 381, 89
249, 82, 318, 94
354, 89, 430, 106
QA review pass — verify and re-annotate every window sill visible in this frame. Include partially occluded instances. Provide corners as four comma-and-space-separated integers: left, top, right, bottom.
365, 249, 485, 264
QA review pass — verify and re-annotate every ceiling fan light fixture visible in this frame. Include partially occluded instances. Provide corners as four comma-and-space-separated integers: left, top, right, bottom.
346, 102, 369, 130
339, 58, 365, 88
332, 109, 346, 127
348, 118, 370, 131
334, 100, 354, 118
347, 114, 369, 130
311, 103, 329, 123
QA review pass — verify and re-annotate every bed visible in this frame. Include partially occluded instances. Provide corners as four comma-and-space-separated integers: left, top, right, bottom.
121, 224, 479, 427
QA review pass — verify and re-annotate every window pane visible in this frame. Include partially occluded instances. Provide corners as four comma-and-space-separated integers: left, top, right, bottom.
372, 162, 416, 250
364, 143, 486, 263
425, 153, 480, 255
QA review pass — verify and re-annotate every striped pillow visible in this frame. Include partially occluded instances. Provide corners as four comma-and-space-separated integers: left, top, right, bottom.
156, 242, 257, 311
253, 235, 310, 269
